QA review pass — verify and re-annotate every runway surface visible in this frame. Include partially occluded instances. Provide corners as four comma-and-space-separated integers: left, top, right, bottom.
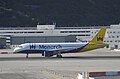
0, 48, 120, 79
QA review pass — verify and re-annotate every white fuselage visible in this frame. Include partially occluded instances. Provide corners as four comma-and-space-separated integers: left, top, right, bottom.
14, 42, 88, 53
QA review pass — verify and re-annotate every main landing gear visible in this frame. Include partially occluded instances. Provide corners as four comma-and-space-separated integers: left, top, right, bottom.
26, 53, 29, 58
56, 54, 62, 58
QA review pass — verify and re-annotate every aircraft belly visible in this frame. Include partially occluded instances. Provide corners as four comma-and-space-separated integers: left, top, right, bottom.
16, 50, 44, 54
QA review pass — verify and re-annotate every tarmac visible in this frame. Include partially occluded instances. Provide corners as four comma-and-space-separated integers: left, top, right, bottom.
0, 48, 120, 79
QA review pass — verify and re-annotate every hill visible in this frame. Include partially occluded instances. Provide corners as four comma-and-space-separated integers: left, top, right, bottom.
0, 0, 120, 26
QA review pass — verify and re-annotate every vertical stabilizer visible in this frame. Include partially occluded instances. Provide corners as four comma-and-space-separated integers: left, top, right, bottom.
89, 28, 106, 44
80, 28, 107, 52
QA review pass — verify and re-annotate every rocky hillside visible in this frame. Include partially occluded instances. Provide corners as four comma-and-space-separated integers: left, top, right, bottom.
0, 0, 120, 26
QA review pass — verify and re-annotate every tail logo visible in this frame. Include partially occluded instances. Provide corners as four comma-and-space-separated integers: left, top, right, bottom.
97, 36, 103, 41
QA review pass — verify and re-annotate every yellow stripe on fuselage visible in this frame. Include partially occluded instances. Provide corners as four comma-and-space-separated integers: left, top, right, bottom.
80, 43, 107, 52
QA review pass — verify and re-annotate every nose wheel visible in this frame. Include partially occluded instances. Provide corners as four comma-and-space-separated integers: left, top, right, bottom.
56, 54, 62, 58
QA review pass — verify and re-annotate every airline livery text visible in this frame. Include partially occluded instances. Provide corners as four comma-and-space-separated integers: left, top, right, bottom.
30, 44, 62, 49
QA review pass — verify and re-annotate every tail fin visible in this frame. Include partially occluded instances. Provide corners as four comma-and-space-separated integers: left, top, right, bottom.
89, 28, 106, 44
80, 28, 107, 52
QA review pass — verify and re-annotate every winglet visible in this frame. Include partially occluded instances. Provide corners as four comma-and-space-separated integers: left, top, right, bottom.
89, 28, 106, 44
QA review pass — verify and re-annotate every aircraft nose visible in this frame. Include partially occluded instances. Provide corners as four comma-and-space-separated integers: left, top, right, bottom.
13, 47, 20, 53
13, 48, 17, 52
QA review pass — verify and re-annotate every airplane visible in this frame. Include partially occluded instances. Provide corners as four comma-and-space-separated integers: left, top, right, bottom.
13, 28, 107, 58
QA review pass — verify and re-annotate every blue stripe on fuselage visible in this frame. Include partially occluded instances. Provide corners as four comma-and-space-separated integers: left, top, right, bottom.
61, 43, 88, 53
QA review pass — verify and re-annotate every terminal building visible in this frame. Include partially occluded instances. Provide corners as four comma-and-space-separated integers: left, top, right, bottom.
0, 24, 120, 49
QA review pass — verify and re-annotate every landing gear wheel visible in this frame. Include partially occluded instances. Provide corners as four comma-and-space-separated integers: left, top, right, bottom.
26, 53, 29, 58
57, 54, 62, 58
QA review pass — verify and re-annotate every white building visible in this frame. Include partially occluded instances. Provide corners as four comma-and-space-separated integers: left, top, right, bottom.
0, 24, 120, 49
